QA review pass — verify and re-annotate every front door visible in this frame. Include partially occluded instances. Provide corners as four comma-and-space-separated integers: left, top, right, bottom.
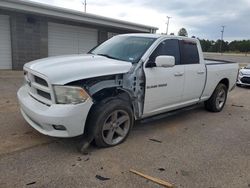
143, 39, 185, 116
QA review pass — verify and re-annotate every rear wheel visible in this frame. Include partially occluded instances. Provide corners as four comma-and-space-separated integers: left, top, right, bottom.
87, 98, 134, 147
205, 83, 228, 112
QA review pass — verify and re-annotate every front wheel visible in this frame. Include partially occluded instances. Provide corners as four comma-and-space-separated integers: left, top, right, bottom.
87, 98, 134, 148
205, 83, 228, 112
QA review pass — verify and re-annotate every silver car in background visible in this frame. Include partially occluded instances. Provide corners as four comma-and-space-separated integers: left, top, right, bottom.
237, 65, 250, 86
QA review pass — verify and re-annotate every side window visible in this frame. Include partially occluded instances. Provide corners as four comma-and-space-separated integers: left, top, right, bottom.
180, 41, 199, 64
148, 39, 180, 65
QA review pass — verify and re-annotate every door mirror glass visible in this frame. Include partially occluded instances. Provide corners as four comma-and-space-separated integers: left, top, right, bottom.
155, 55, 175, 68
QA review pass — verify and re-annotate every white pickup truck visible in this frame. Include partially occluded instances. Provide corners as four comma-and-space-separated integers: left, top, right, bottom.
18, 34, 238, 148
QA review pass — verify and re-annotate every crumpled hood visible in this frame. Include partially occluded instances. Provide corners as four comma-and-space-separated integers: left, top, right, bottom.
24, 54, 132, 84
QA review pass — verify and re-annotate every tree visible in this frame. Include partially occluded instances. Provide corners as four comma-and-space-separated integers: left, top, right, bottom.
195, 38, 250, 53
178, 28, 188, 37
199, 39, 213, 52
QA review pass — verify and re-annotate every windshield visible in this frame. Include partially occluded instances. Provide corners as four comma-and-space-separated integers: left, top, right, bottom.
89, 36, 156, 63
245, 65, 250, 69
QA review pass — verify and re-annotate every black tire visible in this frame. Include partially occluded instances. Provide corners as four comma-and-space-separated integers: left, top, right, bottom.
205, 83, 228, 112
86, 98, 134, 148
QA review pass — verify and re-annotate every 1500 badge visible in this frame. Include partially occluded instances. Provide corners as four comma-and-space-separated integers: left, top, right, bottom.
146, 83, 167, 89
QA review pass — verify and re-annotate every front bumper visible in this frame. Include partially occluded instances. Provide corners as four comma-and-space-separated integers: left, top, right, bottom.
17, 85, 93, 137
237, 75, 250, 86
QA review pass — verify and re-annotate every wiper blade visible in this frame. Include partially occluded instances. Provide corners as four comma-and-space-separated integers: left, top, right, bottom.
97, 53, 120, 60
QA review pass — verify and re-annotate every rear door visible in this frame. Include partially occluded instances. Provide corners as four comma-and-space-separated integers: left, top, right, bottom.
143, 39, 185, 116
180, 40, 206, 103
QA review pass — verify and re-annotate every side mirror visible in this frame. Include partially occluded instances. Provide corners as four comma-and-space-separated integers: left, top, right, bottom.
155, 55, 175, 68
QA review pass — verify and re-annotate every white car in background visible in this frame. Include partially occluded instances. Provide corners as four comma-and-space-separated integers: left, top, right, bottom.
237, 65, 250, 86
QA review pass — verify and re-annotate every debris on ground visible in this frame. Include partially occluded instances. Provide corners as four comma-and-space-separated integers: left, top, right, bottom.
158, 168, 166, 172
95, 175, 110, 181
130, 169, 173, 188
84, 157, 89, 162
149, 138, 162, 143
232, 104, 244, 108
77, 157, 82, 161
26, 181, 36, 186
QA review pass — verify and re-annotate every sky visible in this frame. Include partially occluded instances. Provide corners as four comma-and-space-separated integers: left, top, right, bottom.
30, 0, 250, 41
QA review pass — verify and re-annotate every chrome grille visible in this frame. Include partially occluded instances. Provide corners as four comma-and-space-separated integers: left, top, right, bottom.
24, 70, 53, 105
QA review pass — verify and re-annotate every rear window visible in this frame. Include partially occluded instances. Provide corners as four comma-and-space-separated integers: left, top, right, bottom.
180, 41, 199, 64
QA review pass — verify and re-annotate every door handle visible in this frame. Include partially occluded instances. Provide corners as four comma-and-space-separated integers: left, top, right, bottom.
174, 72, 184, 77
197, 71, 205, 74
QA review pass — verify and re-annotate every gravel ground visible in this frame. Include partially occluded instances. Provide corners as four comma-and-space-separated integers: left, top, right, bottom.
0, 71, 53, 156
0, 70, 249, 188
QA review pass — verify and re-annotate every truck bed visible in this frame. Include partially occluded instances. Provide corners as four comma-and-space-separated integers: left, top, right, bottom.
200, 59, 239, 101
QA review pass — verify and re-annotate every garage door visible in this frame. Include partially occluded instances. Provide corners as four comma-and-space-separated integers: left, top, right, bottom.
48, 22, 98, 56
0, 15, 12, 69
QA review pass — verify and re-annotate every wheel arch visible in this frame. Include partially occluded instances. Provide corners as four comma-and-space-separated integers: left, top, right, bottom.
83, 87, 135, 143
218, 78, 229, 90
91, 87, 133, 104
84, 87, 134, 135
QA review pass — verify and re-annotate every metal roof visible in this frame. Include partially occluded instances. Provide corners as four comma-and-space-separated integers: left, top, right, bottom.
0, 0, 158, 33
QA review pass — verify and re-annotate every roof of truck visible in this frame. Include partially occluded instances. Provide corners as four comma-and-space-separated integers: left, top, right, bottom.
119, 33, 199, 41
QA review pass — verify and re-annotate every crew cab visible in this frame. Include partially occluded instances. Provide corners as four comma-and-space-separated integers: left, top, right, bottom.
17, 34, 238, 148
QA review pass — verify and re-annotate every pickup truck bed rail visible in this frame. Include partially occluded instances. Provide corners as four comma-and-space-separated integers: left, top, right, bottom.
205, 58, 236, 65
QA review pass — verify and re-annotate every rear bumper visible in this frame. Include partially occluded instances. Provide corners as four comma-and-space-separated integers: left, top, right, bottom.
17, 85, 93, 137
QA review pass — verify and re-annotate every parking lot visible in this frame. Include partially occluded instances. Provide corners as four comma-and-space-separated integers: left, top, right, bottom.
0, 55, 250, 188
